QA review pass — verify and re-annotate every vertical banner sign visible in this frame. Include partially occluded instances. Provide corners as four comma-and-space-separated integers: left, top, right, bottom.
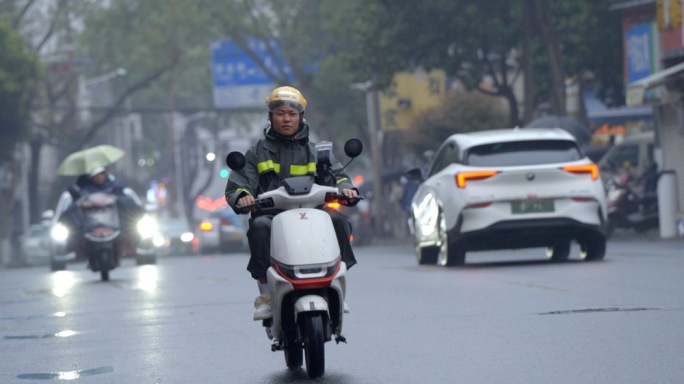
626, 23, 654, 84
210, 39, 292, 109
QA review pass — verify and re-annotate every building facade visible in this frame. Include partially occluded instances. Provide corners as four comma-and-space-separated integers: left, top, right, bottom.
615, 0, 684, 237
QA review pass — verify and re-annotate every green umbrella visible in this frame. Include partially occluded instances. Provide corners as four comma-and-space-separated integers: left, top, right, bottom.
57, 145, 126, 176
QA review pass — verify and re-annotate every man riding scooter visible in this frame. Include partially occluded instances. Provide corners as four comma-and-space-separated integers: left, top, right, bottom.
225, 86, 359, 320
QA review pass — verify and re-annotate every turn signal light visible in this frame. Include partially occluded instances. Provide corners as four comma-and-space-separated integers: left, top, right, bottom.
562, 164, 599, 180
199, 221, 214, 231
455, 170, 499, 188
325, 202, 342, 210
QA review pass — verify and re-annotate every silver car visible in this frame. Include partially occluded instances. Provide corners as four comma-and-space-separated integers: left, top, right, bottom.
20, 223, 52, 265
406, 128, 607, 266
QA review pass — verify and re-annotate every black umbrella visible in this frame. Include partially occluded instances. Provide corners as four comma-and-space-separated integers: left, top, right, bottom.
524, 115, 592, 145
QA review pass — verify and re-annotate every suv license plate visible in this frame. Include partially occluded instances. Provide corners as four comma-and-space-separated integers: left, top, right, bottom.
511, 199, 554, 214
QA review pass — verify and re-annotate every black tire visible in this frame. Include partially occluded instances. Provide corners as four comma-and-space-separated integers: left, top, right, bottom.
546, 241, 571, 262
50, 260, 66, 272
416, 244, 438, 265
100, 270, 110, 281
413, 213, 438, 265
580, 235, 606, 261
436, 211, 465, 266
136, 254, 156, 265
302, 313, 325, 379
284, 343, 303, 370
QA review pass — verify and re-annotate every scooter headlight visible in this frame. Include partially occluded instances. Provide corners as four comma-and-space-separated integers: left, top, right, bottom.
137, 215, 159, 239
272, 258, 341, 280
51, 223, 69, 243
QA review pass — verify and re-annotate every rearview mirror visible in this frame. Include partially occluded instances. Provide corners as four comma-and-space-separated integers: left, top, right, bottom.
344, 138, 363, 158
226, 152, 246, 171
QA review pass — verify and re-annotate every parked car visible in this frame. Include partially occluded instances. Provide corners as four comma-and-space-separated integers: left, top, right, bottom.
19, 223, 52, 265
158, 216, 195, 256
197, 209, 247, 254
405, 128, 607, 266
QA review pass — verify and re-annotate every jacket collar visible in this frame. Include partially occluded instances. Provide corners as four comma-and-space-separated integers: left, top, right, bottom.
264, 119, 310, 143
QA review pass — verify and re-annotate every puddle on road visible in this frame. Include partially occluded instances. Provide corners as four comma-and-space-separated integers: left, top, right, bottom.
540, 307, 661, 315
5, 330, 77, 340
0, 311, 67, 321
16, 366, 114, 380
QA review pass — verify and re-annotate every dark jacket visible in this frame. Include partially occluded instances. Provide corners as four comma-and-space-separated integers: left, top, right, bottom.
225, 121, 355, 212
71, 173, 125, 198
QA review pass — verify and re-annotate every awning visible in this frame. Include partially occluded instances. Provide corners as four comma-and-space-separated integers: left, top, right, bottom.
626, 61, 684, 106
584, 89, 653, 125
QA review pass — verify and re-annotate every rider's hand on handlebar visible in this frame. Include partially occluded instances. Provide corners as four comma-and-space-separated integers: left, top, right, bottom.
237, 195, 256, 212
340, 188, 358, 198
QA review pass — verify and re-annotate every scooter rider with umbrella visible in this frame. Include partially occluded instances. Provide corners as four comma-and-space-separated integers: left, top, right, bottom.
57, 146, 144, 260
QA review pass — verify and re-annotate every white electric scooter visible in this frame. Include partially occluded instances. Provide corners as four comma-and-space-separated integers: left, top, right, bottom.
226, 138, 363, 379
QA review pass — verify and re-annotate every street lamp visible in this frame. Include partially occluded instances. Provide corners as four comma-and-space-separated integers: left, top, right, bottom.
84, 67, 127, 87
78, 68, 127, 127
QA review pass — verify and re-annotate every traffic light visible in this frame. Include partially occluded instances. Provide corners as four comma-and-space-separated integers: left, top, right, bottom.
219, 168, 230, 178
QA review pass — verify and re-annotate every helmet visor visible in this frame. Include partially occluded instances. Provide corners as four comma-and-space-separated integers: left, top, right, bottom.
267, 100, 305, 113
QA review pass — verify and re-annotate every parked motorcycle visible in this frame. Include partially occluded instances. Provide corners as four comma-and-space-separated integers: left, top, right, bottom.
605, 168, 659, 237
226, 138, 363, 379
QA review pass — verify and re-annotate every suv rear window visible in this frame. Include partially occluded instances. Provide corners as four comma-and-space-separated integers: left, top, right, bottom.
466, 140, 582, 166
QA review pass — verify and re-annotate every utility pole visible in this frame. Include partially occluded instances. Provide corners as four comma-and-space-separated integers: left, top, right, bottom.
352, 81, 385, 239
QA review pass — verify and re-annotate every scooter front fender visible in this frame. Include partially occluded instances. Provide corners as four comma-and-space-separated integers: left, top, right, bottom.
294, 295, 329, 321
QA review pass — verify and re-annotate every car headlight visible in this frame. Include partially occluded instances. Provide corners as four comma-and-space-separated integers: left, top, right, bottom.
51, 223, 69, 243
137, 215, 159, 239
180, 232, 194, 242
152, 235, 166, 248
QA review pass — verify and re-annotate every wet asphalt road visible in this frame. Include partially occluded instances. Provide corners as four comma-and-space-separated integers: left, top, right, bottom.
1, 237, 683, 383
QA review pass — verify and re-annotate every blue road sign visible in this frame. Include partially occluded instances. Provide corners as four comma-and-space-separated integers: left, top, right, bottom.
211, 38, 292, 109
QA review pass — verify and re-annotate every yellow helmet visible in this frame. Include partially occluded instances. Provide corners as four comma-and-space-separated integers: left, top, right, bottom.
265, 86, 307, 113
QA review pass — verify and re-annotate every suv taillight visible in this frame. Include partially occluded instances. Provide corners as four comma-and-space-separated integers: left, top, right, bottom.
562, 164, 598, 180
455, 170, 499, 188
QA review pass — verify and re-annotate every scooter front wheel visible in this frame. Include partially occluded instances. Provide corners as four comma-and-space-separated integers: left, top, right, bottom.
302, 313, 325, 379
284, 342, 303, 370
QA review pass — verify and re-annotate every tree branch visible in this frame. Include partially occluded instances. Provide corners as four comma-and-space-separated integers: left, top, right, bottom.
76, 58, 180, 149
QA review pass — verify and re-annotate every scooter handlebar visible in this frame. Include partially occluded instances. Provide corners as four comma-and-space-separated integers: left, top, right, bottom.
235, 197, 275, 213
324, 192, 364, 207
235, 194, 363, 212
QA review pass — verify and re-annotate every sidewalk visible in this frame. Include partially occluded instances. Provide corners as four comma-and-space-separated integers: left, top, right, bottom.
609, 227, 684, 243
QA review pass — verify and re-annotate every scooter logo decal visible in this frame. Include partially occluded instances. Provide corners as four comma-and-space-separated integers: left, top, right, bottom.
299, 212, 308, 220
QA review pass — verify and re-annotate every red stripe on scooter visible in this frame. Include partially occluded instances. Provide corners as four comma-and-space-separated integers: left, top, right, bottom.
273, 261, 341, 290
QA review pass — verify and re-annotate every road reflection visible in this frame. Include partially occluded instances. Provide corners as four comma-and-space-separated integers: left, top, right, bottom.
137, 265, 158, 291
50, 271, 76, 297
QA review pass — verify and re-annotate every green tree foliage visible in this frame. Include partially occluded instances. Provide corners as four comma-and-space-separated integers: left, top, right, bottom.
549, 1, 624, 105
405, 91, 508, 156
0, 15, 40, 252
0, 16, 40, 162
341, 0, 625, 122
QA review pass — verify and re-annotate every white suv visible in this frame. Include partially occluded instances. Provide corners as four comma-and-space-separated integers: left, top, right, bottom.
406, 128, 607, 266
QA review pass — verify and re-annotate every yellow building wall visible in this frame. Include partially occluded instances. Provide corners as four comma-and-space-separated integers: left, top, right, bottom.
379, 70, 447, 132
